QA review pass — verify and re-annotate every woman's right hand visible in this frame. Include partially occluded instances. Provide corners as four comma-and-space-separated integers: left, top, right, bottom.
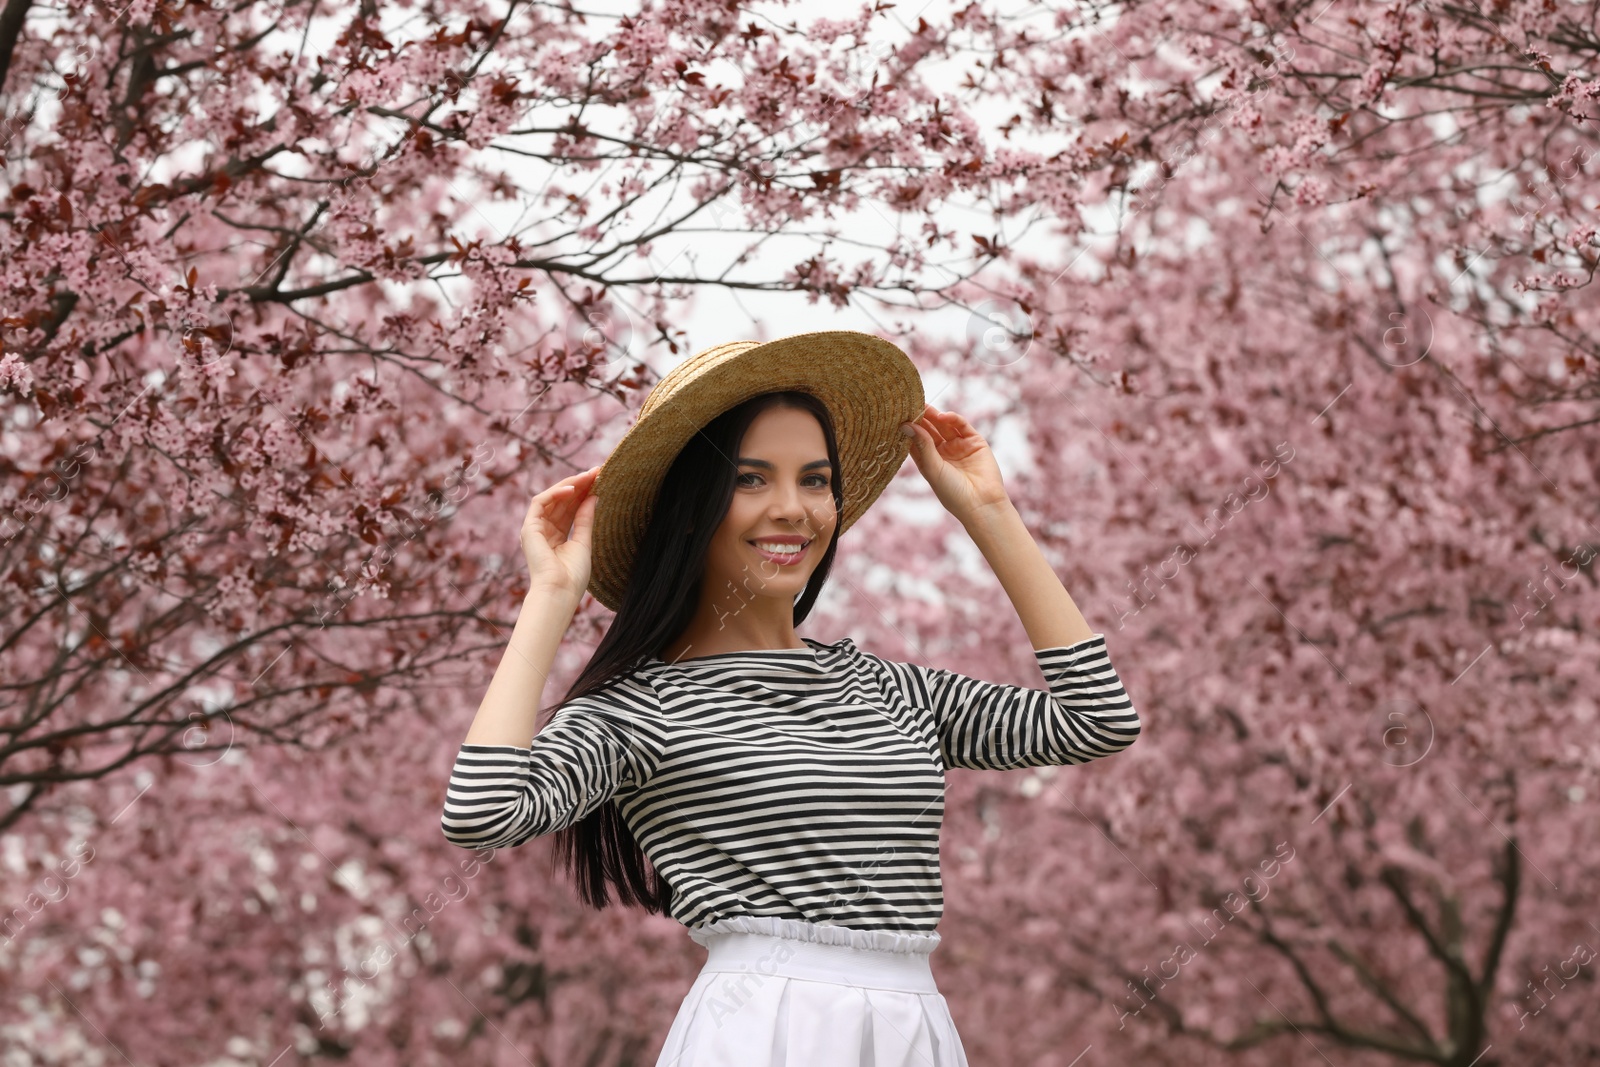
519, 466, 601, 605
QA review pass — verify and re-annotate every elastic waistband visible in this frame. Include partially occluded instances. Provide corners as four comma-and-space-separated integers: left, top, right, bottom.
697, 930, 939, 994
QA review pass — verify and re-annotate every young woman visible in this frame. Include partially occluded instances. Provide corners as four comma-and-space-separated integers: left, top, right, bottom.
441, 331, 1142, 1066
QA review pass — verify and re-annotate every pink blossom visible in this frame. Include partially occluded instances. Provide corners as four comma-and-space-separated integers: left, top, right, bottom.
0, 353, 33, 395
2, 1, 1597, 1064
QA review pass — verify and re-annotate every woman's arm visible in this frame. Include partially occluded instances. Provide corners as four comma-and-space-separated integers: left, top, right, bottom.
460, 588, 580, 747
441, 678, 663, 849
900, 404, 1096, 651
859, 635, 1139, 770
891, 404, 1138, 768
442, 586, 666, 848
961, 498, 1096, 651
459, 465, 600, 747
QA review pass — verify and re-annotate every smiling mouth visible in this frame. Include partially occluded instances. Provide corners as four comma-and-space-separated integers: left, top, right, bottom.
748, 539, 811, 564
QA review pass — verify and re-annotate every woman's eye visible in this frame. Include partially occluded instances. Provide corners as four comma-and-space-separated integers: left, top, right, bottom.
736, 472, 831, 488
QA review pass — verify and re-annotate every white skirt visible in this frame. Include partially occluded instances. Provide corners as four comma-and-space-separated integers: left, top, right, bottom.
653, 915, 970, 1067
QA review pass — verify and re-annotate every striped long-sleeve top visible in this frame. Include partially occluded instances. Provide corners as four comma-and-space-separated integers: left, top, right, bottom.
440, 632, 1140, 933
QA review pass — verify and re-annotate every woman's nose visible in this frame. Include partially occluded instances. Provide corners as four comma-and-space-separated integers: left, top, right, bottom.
770, 491, 804, 518
769, 481, 809, 519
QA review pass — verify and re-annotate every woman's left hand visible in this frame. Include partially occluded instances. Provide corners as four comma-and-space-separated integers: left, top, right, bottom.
900, 403, 1010, 522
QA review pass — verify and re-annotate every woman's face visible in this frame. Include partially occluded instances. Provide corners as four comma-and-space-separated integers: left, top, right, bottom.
701, 404, 838, 606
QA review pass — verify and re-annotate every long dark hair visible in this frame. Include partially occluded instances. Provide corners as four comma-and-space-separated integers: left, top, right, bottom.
545, 390, 845, 914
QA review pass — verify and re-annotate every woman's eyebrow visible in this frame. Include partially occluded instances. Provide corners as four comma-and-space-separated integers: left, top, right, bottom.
735, 458, 831, 471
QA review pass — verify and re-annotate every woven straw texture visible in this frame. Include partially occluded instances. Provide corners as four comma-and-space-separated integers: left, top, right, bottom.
586, 331, 925, 612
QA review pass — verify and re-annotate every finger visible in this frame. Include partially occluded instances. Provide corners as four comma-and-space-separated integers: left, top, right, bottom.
561, 470, 600, 515
904, 420, 938, 462
552, 475, 598, 530
569, 491, 599, 549
528, 483, 572, 524
543, 466, 600, 498
920, 409, 955, 447
544, 488, 580, 534
942, 410, 977, 437
532, 467, 597, 516
526, 484, 573, 526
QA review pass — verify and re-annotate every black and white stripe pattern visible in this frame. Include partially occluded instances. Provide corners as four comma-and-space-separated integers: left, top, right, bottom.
441, 633, 1140, 931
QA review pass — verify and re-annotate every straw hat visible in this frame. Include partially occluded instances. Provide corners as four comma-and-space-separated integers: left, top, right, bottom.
586, 330, 926, 612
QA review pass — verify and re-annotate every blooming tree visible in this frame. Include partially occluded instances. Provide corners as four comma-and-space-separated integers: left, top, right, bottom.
908, 0, 1600, 1062
2, 0, 1596, 1064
